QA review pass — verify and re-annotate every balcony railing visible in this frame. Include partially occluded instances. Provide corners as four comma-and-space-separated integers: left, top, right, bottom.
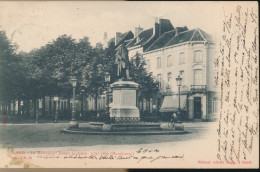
190, 85, 206, 92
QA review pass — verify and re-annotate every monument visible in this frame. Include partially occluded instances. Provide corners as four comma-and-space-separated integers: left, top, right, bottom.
110, 42, 140, 123
64, 41, 185, 134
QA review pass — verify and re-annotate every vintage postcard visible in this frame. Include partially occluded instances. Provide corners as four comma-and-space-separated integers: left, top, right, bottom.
0, 1, 258, 169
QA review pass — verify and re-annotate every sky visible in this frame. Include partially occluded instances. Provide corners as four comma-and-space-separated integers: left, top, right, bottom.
0, 1, 241, 52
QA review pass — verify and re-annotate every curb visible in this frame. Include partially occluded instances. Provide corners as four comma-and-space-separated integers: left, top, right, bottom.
61, 128, 189, 135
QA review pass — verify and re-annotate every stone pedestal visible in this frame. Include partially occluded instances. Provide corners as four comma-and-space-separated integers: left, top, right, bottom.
110, 80, 140, 122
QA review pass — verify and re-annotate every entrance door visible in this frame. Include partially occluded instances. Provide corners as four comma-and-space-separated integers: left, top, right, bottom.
194, 97, 201, 119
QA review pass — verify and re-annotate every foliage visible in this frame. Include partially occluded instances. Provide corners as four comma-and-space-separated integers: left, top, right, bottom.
0, 30, 158, 113
129, 52, 159, 100
0, 31, 22, 101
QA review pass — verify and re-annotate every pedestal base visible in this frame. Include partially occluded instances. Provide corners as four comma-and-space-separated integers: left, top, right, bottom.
110, 80, 140, 122
110, 106, 140, 118
69, 121, 79, 128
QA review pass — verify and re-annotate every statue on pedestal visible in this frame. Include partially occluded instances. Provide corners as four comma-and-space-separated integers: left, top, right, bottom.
115, 42, 130, 80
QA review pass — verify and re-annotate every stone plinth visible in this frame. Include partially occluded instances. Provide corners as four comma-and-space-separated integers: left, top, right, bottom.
110, 80, 140, 121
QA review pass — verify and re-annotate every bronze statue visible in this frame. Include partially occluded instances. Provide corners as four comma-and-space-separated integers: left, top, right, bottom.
115, 42, 130, 80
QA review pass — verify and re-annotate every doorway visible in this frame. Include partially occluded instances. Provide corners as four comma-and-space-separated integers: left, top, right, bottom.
194, 97, 201, 119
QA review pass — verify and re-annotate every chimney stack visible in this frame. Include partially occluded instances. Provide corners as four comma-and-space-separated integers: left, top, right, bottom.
158, 18, 174, 36
135, 25, 143, 37
153, 17, 160, 37
115, 32, 122, 45
175, 27, 179, 37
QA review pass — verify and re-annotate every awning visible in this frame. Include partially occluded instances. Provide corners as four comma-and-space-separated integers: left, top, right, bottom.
159, 95, 187, 113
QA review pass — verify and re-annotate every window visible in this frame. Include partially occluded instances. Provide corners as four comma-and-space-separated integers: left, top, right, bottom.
167, 55, 173, 66
157, 57, 161, 68
157, 74, 162, 89
167, 72, 172, 88
194, 69, 203, 85
179, 52, 185, 64
179, 70, 184, 84
194, 51, 203, 63
146, 59, 151, 70
213, 98, 219, 113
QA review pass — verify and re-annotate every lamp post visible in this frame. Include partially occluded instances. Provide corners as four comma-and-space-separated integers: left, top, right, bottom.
176, 75, 183, 123
69, 76, 78, 128
80, 89, 85, 118
54, 96, 59, 123
104, 72, 110, 119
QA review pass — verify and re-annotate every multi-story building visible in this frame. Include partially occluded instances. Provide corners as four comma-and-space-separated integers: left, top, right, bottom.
138, 21, 217, 121
98, 18, 218, 121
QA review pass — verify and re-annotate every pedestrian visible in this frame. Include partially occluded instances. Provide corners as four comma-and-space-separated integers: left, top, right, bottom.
171, 113, 177, 123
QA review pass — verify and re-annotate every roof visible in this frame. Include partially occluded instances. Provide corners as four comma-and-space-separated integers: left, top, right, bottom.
115, 31, 134, 48
165, 29, 195, 47
107, 31, 134, 48
145, 28, 212, 52
126, 28, 153, 48
145, 30, 176, 52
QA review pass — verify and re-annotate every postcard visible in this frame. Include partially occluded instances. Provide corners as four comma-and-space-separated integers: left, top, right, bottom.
0, 1, 258, 169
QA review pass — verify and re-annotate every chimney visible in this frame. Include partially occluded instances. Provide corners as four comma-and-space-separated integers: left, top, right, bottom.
175, 26, 188, 37
158, 18, 174, 36
103, 32, 108, 49
135, 25, 143, 37
153, 17, 160, 37
115, 32, 122, 45
175, 27, 179, 37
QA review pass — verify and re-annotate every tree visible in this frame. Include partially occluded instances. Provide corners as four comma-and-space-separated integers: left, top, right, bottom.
0, 30, 22, 113
129, 52, 159, 101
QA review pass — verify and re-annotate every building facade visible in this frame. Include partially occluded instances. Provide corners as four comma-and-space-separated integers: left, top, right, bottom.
126, 19, 218, 121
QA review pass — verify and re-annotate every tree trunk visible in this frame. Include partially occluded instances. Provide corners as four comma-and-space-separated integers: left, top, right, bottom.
8, 100, 11, 115
33, 99, 36, 117
49, 96, 52, 116
18, 99, 21, 115
94, 93, 98, 113
25, 99, 30, 116
67, 96, 71, 118
13, 99, 16, 115
42, 95, 46, 116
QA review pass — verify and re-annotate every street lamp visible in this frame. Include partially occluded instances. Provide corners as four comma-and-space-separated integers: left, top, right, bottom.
176, 75, 183, 123
80, 89, 85, 118
105, 72, 110, 120
69, 76, 78, 128
54, 96, 59, 123
105, 72, 111, 83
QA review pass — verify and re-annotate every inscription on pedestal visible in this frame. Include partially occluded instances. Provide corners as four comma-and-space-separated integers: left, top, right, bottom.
122, 90, 135, 106
110, 81, 140, 120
